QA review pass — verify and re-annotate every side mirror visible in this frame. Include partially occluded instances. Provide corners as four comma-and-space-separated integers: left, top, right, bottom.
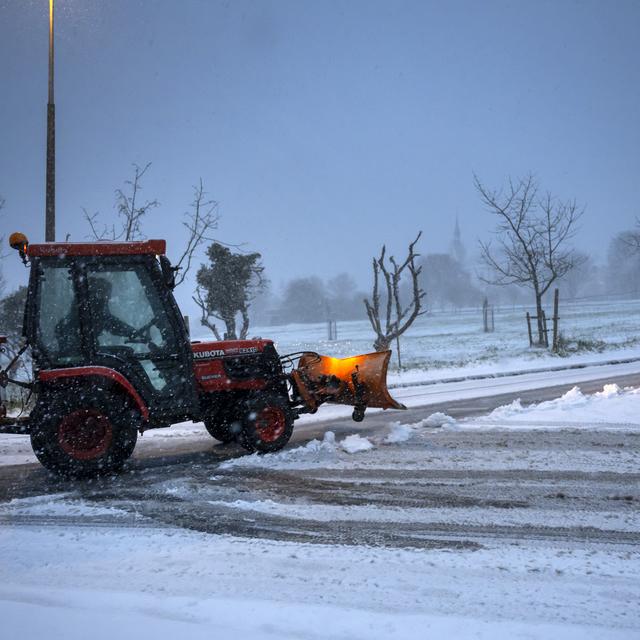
159, 255, 178, 290
9, 232, 29, 265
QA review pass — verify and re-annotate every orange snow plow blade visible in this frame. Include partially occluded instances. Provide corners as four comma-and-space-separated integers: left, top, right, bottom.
291, 350, 406, 421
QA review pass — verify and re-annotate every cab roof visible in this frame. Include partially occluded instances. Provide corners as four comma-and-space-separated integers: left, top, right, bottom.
27, 239, 166, 258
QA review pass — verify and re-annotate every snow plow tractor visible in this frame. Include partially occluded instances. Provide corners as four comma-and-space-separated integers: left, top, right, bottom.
0, 234, 405, 477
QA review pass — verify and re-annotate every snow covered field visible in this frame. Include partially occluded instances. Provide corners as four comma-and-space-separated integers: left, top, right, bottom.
234, 298, 640, 382
1, 383, 639, 639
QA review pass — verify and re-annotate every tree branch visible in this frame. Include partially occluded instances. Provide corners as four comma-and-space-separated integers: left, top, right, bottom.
173, 179, 220, 287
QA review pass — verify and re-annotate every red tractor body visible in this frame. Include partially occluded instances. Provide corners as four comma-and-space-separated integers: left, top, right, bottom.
192, 339, 276, 392
0, 236, 404, 477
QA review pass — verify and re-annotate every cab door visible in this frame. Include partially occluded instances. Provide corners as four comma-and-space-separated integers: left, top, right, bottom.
81, 256, 198, 421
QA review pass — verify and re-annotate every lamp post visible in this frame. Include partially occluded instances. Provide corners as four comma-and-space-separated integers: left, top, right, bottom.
45, 0, 55, 242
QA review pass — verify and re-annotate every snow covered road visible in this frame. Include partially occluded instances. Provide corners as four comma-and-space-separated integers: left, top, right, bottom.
3, 357, 640, 468
1, 371, 639, 638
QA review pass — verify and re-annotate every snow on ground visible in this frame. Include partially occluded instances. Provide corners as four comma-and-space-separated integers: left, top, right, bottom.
0, 494, 130, 518
230, 298, 640, 377
3, 360, 640, 468
218, 431, 341, 470
470, 383, 640, 429
1, 525, 637, 640
2, 300, 638, 637
339, 432, 374, 453
210, 383, 640, 475
383, 421, 413, 443
205, 497, 640, 533
295, 358, 640, 426
385, 345, 640, 387
1, 384, 639, 638
0, 433, 36, 467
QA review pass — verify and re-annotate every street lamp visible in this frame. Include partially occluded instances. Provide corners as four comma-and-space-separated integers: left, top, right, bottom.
45, 0, 55, 242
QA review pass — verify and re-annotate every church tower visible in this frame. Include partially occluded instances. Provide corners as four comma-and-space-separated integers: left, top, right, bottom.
449, 215, 466, 264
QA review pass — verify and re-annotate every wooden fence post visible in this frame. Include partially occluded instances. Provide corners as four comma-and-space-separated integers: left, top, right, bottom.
526, 312, 533, 347
542, 310, 549, 348
552, 288, 560, 352
327, 320, 338, 341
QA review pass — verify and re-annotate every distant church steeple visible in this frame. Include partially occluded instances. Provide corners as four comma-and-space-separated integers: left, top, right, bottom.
450, 215, 466, 264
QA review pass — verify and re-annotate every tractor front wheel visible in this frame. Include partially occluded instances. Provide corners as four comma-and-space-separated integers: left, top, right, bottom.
239, 394, 294, 454
30, 389, 139, 478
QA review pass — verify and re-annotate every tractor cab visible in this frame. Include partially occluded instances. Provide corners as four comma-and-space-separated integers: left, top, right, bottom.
23, 239, 199, 424
0, 236, 205, 477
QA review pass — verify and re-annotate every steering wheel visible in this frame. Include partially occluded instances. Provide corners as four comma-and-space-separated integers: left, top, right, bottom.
129, 320, 155, 342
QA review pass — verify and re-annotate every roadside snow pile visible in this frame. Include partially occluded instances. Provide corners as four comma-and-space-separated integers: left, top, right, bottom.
383, 422, 414, 444
220, 431, 380, 470
421, 412, 457, 428
340, 434, 374, 453
219, 431, 339, 470
382, 413, 457, 444
476, 384, 640, 429
596, 383, 625, 398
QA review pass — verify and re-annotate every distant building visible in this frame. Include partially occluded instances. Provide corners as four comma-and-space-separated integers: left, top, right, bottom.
449, 215, 466, 265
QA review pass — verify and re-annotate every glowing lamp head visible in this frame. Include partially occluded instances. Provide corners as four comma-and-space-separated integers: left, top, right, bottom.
9, 232, 29, 264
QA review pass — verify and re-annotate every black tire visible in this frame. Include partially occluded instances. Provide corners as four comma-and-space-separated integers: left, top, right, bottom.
30, 388, 139, 478
203, 407, 240, 444
239, 393, 294, 454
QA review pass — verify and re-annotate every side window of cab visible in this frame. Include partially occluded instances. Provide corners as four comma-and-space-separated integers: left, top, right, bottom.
34, 262, 83, 366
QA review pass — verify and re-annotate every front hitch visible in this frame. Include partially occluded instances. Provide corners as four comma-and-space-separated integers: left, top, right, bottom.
0, 340, 31, 391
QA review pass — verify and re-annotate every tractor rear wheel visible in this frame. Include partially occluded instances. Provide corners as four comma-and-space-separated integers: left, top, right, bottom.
239, 394, 294, 454
30, 389, 139, 478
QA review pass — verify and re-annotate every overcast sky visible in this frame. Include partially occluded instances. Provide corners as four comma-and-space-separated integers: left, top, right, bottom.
1, 0, 639, 313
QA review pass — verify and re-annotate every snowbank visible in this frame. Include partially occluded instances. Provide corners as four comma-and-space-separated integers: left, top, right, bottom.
476, 383, 640, 429
340, 433, 374, 453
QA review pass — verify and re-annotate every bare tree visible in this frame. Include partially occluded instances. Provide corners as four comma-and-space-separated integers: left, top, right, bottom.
475, 174, 583, 346
172, 179, 219, 287
84, 163, 159, 241
364, 232, 425, 352
84, 166, 218, 287
0, 286, 32, 404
